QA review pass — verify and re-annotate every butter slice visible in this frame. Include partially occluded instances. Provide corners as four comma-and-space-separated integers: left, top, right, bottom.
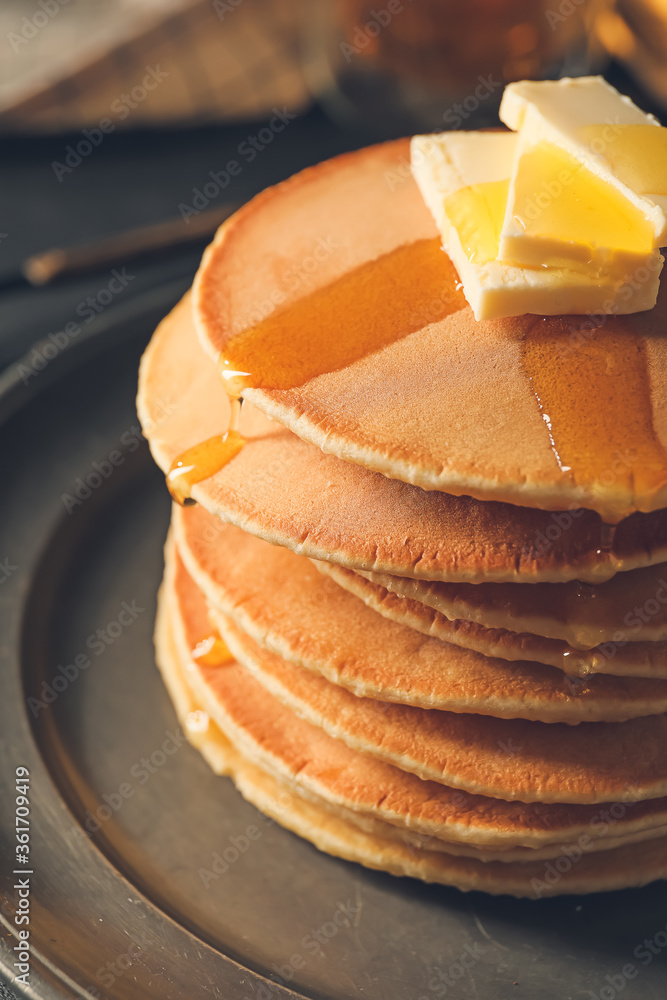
498, 122, 658, 274
500, 76, 667, 246
410, 131, 663, 321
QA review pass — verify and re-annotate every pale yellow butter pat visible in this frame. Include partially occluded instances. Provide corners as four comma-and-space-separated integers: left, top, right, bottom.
410, 131, 662, 321
499, 114, 658, 274
500, 76, 667, 246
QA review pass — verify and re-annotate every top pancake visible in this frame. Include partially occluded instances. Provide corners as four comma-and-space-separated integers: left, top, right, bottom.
193, 139, 667, 522
136, 292, 667, 584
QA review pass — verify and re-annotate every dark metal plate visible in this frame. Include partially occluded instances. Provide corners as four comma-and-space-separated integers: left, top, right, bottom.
1, 285, 666, 1000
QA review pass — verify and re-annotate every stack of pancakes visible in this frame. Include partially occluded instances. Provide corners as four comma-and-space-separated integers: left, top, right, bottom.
137, 139, 667, 897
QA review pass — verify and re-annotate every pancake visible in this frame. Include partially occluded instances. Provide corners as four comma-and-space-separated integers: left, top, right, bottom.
233, 759, 667, 898
157, 600, 667, 895
317, 561, 667, 679
154, 543, 667, 894
211, 603, 667, 806
163, 543, 667, 841
173, 501, 667, 724
170, 509, 667, 803
353, 563, 667, 651
162, 584, 667, 864
142, 133, 667, 898
193, 140, 667, 522
209, 602, 667, 805
137, 292, 667, 584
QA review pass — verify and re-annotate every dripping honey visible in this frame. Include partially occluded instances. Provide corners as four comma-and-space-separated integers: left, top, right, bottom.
192, 633, 234, 667
167, 431, 244, 505
521, 323, 667, 522
167, 396, 244, 504
168, 238, 465, 503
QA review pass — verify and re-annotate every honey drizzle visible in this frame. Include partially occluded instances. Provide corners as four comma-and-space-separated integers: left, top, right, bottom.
185, 709, 210, 734
167, 399, 244, 505
524, 378, 571, 474
598, 521, 617, 556
521, 322, 667, 521
191, 633, 234, 667
168, 239, 465, 503
218, 238, 465, 395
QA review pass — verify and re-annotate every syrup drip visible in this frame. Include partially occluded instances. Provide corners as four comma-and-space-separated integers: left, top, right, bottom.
597, 521, 617, 556
521, 322, 667, 521
167, 399, 244, 505
525, 379, 571, 474
168, 238, 465, 503
191, 633, 234, 667
185, 709, 210, 734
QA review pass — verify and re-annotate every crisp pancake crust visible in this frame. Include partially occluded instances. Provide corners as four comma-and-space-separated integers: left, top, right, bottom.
170, 506, 667, 803
173, 501, 667, 724
154, 542, 667, 895
318, 561, 667, 679
211, 602, 667, 804
231, 756, 667, 898
192, 140, 667, 521
354, 563, 667, 649
137, 293, 667, 583
156, 597, 667, 894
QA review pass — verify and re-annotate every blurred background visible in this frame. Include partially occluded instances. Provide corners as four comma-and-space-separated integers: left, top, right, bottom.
1, 0, 666, 373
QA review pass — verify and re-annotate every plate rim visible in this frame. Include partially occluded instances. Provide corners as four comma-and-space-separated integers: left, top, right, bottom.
0, 282, 305, 1000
